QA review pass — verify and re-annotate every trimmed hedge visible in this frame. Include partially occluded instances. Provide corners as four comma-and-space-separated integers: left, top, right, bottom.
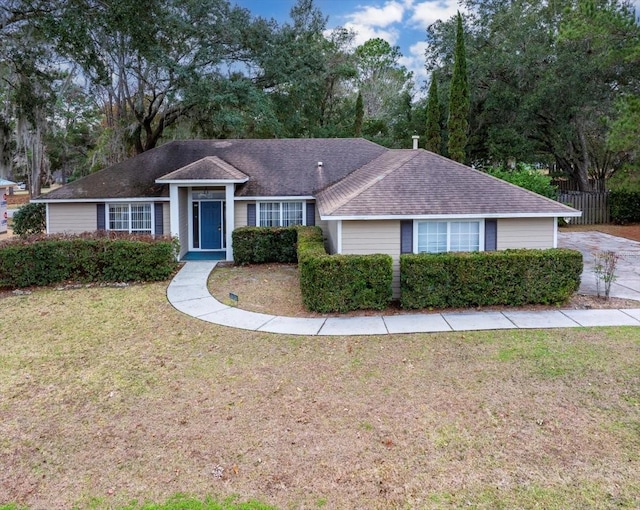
232, 226, 298, 265
609, 190, 640, 224
297, 227, 393, 313
0, 232, 178, 288
400, 249, 582, 309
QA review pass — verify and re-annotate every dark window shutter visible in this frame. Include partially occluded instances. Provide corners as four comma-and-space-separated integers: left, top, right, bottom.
97, 203, 106, 230
306, 202, 315, 226
247, 203, 256, 226
154, 203, 164, 235
485, 219, 497, 251
400, 220, 413, 254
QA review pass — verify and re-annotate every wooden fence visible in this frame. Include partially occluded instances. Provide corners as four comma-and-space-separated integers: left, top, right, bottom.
558, 191, 609, 225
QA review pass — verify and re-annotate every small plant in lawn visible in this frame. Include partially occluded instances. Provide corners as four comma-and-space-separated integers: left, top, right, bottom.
593, 250, 619, 299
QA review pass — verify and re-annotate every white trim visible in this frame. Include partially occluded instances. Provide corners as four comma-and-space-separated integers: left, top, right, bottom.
320, 211, 581, 221
33, 197, 171, 204
553, 219, 558, 248
169, 185, 180, 239
156, 178, 248, 185
238, 195, 315, 201
45, 203, 50, 234
225, 184, 235, 260
413, 219, 485, 254
337, 220, 342, 254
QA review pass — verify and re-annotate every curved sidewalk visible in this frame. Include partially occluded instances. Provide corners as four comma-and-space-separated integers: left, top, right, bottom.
167, 261, 640, 336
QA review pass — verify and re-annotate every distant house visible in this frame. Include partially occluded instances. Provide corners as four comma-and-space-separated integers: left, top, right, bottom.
34, 138, 580, 295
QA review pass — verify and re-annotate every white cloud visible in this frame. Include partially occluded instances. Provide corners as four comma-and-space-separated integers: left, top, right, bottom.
343, 22, 400, 46
400, 41, 430, 94
410, 0, 462, 28
347, 1, 405, 28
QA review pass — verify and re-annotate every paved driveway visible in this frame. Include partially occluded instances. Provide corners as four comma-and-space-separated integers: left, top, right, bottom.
558, 231, 640, 300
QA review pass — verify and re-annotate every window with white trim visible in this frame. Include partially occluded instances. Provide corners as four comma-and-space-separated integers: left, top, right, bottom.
108, 203, 152, 234
416, 220, 481, 253
258, 202, 304, 227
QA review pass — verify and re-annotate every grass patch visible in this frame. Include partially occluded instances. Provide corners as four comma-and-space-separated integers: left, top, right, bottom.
1, 285, 639, 509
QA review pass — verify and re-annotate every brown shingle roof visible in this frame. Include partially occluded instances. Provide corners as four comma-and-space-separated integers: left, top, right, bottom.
157, 156, 248, 181
317, 149, 580, 217
38, 138, 387, 200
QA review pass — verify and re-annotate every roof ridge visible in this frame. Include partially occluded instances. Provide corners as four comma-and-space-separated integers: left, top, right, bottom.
319, 150, 420, 214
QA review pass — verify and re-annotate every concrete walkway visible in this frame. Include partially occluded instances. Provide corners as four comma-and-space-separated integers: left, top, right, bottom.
167, 261, 640, 336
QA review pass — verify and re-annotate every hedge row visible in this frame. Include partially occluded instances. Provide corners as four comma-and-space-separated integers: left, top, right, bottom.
232, 227, 298, 265
0, 232, 178, 288
297, 227, 393, 313
609, 191, 640, 224
400, 249, 582, 309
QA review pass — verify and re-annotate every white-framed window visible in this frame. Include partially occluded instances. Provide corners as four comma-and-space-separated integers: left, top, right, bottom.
258, 201, 304, 227
108, 203, 152, 234
416, 220, 482, 253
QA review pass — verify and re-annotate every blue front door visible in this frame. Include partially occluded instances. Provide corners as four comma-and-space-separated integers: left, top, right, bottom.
201, 201, 222, 249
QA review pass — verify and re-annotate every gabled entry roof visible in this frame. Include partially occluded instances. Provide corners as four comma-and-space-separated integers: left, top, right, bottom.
157, 156, 249, 182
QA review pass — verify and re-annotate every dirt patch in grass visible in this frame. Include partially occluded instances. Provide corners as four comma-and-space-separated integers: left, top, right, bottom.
1, 283, 639, 509
209, 262, 640, 318
561, 223, 640, 242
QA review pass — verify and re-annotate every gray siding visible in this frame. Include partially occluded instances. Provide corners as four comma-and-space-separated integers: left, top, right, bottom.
48, 203, 98, 233
497, 218, 555, 250
341, 220, 401, 298
234, 200, 251, 229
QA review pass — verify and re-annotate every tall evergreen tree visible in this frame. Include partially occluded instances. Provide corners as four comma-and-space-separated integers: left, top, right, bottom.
425, 76, 441, 153
354, 91, 363, 137
447, 12, 469, 163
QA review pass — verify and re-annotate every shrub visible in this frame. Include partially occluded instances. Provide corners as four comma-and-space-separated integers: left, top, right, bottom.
484, 165, 558, 199
297, 226, 392, 313
11, 202, 46, 237
609, 190, 640, 224
232, 226, 298, 265
0, 232, 178, 288
400, 249, 582, 309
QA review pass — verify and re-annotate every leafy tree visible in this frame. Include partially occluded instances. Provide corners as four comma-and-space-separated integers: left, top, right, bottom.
48, 0, 259, 159
447, 12, 469, 163
428, 0, 640, 189
425, 76, 442, 153
354, 91, 363, 137
484, 164, 558, 199
254, 0, 356, 138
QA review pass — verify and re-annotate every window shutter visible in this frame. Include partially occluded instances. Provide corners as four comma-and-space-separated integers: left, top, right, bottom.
154, 203, 164, 235
97, 203, 106, 230
400, 220, 413, 253
306, 202, 315, 226
485, 219, 497, 251
247, 203, 256, 226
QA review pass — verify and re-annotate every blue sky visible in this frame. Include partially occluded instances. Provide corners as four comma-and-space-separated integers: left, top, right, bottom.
232, 0, 465, 91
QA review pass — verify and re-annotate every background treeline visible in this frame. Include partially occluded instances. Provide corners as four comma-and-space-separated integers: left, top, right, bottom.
1, 0, 639, 196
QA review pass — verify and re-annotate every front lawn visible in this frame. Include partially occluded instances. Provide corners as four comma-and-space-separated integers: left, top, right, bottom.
1, 283, 639, 509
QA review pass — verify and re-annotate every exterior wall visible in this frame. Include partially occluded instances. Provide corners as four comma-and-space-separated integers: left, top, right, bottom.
314, 202, 327, 232
47, 203, 97, 233
178, 188, 189, 258
234, 200, 251, 229
497, 218, 555, 250
162, 202, 170, 235
341, 220, 401, 298
325, 220, 339, 254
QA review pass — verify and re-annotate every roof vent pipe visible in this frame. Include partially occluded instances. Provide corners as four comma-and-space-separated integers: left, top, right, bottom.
317, 161, 323, 169
412, 135, 420, 150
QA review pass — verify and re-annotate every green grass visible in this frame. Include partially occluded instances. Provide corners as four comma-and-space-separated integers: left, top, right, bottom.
1, 284, 639, 509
